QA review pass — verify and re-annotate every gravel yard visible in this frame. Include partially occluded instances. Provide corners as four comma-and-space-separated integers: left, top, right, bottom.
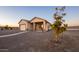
0, 30, 79, 52
0, 30, 21, 35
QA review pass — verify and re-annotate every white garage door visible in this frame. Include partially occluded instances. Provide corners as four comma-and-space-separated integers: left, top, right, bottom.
20, 25, 26, 31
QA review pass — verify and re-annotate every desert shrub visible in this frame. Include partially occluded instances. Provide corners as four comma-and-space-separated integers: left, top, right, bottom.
51, 7, 68, 42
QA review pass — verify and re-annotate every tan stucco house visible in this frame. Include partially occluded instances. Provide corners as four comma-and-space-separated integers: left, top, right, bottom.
18, 17, 51, 31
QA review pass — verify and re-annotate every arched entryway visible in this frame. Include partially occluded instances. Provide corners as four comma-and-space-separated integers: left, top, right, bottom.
35, 22, 43, 31
31, 22, 44, 31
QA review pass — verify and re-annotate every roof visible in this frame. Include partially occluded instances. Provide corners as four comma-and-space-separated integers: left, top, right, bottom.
31, 17, 51, 25
18, 17, 51, 25
18, 19, 30, 24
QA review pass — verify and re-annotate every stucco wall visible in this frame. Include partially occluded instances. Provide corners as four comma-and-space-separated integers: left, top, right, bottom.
19, 18, 51, 31
19, 20, 28, 30
31, 18, 44, 23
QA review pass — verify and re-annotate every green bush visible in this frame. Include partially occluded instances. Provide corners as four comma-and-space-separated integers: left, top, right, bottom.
51, 7, 68, 42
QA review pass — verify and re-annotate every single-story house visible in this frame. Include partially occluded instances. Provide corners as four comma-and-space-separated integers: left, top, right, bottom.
18, 17, 51, 31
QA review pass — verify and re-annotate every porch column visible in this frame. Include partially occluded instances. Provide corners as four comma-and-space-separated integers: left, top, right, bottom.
43, 21, 46, 31
33, 22, 35, 31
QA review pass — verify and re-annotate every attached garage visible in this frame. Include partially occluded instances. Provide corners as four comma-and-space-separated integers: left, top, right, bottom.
20, 24, 26, 31
18, 19, 31, 31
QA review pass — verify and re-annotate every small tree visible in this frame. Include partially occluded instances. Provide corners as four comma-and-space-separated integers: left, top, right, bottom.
51, 6, 68, 42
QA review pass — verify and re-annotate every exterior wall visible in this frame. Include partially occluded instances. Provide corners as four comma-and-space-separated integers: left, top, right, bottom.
45, 22, 48, 31
19, 20, 28, 30
31, 18, 44, 23
43, 22, 51, 31
45, 22, 51, 31
31, 20, 50, 31
27, 22, 32, 30
35, 22, 43, 31
19, 18, 51, 31
19, 24, 26, 30
43, 21, 46, 31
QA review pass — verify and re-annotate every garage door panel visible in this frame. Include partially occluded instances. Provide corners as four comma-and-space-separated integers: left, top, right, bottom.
20, 25, 26, 30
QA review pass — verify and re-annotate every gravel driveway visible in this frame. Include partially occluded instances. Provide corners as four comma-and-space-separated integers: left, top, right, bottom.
0, 30, 21, 35
0, 31, 52, 52
0, 30, 79, 52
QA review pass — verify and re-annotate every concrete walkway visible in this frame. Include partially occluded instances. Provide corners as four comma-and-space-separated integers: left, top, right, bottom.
0, 31, 27, 38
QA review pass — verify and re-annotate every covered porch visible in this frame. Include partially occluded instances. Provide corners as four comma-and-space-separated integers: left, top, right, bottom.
31, 21, 47, 31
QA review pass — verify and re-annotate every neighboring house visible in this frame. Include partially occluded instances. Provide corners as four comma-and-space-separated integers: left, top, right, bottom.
18, 17, 51, 31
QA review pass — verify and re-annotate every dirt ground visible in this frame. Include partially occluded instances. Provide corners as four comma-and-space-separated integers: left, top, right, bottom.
0, 30, 21, 35
0, 30, 79, 52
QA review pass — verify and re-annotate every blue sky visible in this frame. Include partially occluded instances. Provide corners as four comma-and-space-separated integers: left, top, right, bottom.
0, 6, 79, 27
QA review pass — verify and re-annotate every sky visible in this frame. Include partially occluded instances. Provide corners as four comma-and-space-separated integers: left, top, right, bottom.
0, 6, 79, 27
